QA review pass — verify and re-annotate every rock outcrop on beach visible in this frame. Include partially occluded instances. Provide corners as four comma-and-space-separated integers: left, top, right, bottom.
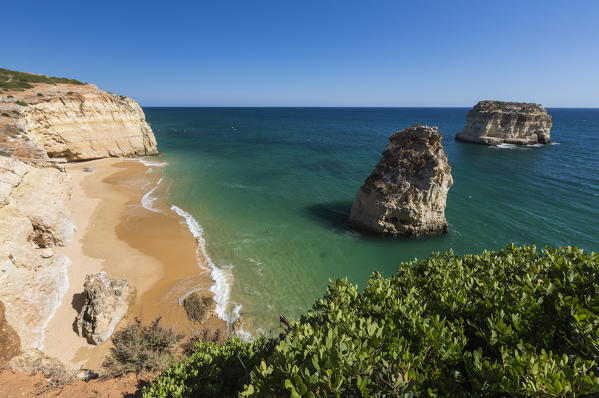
1, 73, 158, 161
76, 272, 134, 345
183, 292, 216, 324
455, 101, 552, 145
349, 125, 453, 237
0, 156, 74, 352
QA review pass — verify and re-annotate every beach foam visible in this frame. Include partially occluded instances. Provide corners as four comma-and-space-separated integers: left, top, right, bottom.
170, 205, 240, 326
142, 177, 163, 213
140, 158, 168, 167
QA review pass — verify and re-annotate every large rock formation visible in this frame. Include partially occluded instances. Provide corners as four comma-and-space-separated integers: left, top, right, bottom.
0, 156, 74, 350
349, 125, 453, 237
456, 101, 552, 145
0, 70, 158, 362
76, 272, 134, 345
1, 81, 158, 161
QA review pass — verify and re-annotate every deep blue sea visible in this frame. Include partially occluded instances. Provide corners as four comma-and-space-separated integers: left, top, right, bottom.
142, 107, 599, 332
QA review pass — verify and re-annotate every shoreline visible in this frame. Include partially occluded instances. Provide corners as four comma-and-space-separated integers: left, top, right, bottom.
43, 158, 225, 371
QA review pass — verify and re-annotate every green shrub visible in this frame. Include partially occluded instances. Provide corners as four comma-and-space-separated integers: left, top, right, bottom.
67, 91, 74, 95
143, 337, 276, 398
102, 317, 184, 377
1, 113, 9, 117
15, 100, 27, 106
144, 245, 599, 397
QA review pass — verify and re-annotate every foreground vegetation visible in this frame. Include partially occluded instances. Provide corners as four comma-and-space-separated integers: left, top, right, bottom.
141, 245, 598, 397
0, 68, 83, 90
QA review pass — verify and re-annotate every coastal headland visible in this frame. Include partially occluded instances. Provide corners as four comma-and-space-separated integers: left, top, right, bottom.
0, 69, 224, 377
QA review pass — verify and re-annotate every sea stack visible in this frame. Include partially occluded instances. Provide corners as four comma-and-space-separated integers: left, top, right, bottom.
349, 125, 453, 237
456, 101, 552, 145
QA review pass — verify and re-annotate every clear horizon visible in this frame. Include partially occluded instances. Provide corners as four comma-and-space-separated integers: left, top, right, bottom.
5, 0, 599, 108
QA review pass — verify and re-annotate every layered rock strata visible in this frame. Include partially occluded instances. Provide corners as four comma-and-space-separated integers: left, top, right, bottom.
76, 272, 134, 345
0, 156, 74, 350
456, 101, 552, 145
1, 83, 158, 161
349, 125, 453, 237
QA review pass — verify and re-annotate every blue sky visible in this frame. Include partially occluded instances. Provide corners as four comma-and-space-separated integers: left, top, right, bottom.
4, 0, 599, 107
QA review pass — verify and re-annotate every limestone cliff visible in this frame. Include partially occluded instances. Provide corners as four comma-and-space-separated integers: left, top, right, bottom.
456, 101, 552, 145
349, 125, 453, 237
1, 82, 158, 161
0, 156, 74, 350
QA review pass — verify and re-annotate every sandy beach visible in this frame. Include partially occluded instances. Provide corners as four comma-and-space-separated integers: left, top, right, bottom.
43, 158, 224, 371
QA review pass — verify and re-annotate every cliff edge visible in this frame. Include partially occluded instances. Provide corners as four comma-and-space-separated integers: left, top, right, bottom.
0, 69, 158, 366
0, 68, 158, 161
456, 100, 552, 146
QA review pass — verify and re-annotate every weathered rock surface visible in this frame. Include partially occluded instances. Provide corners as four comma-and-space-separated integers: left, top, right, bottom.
0, 156, 74, 349
0, 301, 21, 365
76, 272, 134, 345
1, 83, 158, 161
349, 125, 453, 237
182, 292, 216, 324
456, 101, 552, 145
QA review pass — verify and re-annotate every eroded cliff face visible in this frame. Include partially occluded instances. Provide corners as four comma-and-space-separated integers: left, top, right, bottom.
0, 156, 74, 351
349, 125, 453, 237
1, 83, 158, 161
456, 101, 552, 145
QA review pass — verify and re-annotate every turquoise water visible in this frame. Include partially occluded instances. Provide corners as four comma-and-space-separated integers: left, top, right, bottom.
144, 107, 599, 332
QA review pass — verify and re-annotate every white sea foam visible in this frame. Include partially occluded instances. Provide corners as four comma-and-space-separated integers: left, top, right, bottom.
492, 143, 518, 149
142, 178, 163, 213
140, 159, 168, 167
170, 205, 240, 326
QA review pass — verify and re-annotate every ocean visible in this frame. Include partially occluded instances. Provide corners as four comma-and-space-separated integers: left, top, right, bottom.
141, 107, 599, 333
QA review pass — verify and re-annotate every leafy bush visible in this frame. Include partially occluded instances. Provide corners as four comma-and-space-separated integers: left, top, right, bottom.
144, 245, 599, 397
102, 317, 184, 377
143, 337, 276, 398
15, 100, 27, 106
37, 92, 44, 96
1, 113, 9, 117
181, 327, 227, 356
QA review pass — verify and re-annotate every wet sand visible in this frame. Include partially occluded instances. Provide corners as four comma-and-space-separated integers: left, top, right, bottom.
43, 158, 224, 370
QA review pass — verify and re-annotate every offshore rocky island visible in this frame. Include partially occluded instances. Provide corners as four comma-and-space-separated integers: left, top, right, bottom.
456, 100, 552, 146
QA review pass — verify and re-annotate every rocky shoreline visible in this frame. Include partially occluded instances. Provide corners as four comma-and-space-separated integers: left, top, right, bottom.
0, 74, 160, 371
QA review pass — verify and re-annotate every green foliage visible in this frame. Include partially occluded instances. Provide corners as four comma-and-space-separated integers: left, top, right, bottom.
67, 91, 74, 95
0, 68, 83, 90
144, 245, 599, 397
102, 317, 183, 377
15, 100, 27, 106
143, 337, 276, 398
1, 112, 9, 117
37, 92, 43, 96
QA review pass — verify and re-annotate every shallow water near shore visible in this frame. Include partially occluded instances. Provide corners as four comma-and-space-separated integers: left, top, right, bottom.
143, 107, 599, 333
